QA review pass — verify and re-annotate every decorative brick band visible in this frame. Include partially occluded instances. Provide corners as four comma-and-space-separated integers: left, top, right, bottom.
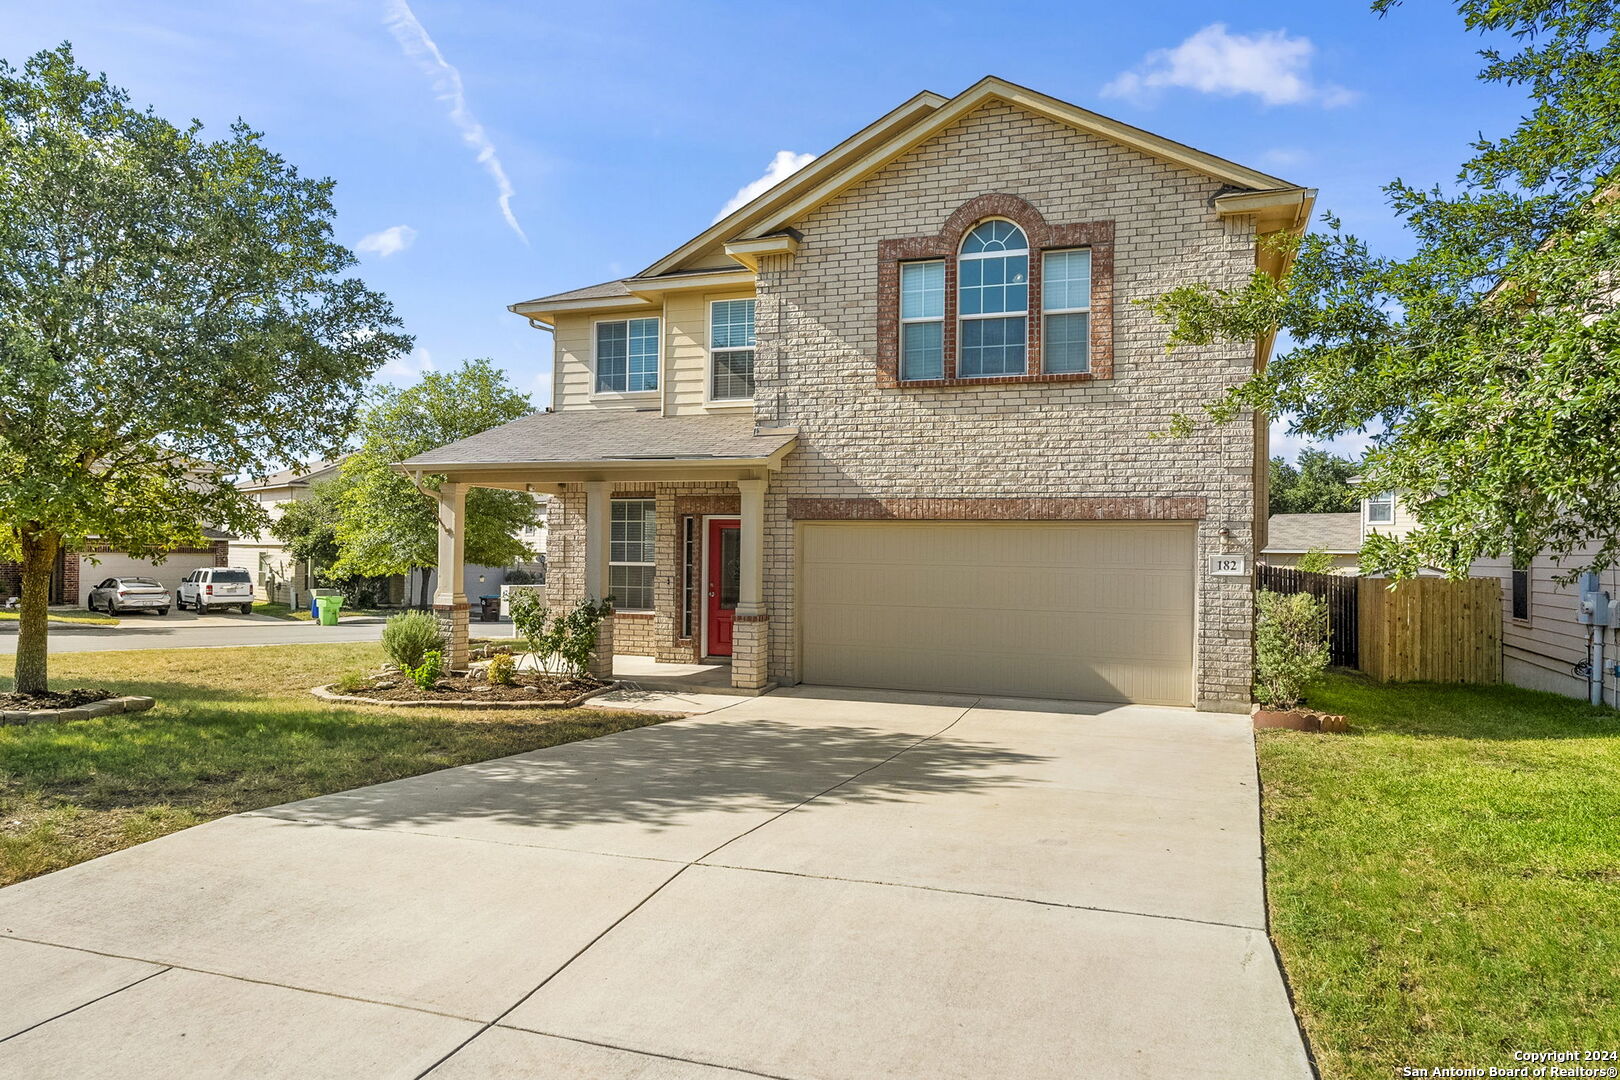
675, 496, 741, 516
432, 602, 472, 612
614, 611, 654, 620
732, 613, 771, 623
787, 497, 1206, 521
876, 193, 1115, 389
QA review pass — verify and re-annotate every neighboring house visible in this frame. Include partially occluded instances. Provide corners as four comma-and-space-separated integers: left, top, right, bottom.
1354, 484, 1620, 702
401, 76, 1314, 710
232, 459, 347, 604
233, 460, 547, 607
1474, 545, 1620, 704
1, 533, 233, 608
1260, 513, 1361, 573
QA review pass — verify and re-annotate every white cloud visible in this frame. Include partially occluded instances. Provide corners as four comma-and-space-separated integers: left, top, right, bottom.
355, 224, 418, 258
1270, 416, 1378, 464
1259, 148, 1309, 168
380, 346, 435, 383
1103, 24, 1357, 108
384, 0, 527, 243
713, 150, 816, 224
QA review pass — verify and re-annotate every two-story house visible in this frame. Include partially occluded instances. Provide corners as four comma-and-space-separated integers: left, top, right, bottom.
401, 77, 1313, 711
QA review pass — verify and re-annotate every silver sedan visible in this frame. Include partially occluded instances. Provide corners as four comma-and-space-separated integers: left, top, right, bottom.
86, 577, 172, 616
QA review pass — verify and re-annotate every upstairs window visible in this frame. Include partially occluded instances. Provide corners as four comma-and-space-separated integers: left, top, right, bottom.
596, 318, 660, 394
710, 299, 756, 400
1366, 492, 1395, 525
958, 220, 1028, 377
899, 260, 945, 380
1042, 249, 1091, 374
609, 498, 656, 611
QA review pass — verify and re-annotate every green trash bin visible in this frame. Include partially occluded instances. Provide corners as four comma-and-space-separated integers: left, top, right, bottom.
315, 595, 343, 626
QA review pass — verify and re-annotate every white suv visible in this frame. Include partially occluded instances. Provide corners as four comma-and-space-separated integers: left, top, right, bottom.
177, 567, 256, 615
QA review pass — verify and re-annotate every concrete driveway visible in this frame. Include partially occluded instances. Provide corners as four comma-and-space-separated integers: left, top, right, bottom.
0, 687, 1311, 1079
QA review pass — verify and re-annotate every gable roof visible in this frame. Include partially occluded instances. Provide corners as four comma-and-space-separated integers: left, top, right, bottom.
239, 457, 347, 492
1263, 513, 1362, 555
640, 75, 1298, 279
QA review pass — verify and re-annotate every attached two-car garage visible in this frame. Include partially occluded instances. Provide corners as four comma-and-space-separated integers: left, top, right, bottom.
798, 521, 1196, 706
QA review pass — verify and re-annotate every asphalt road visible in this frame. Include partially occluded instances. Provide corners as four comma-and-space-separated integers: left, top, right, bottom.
0, 610, 394, 654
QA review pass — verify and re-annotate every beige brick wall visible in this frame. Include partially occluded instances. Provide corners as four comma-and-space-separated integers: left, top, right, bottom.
548, 481, 738, 659
752, 99, 1260, 709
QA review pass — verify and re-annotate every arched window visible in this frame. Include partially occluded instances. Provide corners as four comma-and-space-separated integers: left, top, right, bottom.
957, 220, 1028, 376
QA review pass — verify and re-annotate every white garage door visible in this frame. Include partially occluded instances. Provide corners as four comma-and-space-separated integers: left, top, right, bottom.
78, 552, 218, 608
799, 522, 1196, 705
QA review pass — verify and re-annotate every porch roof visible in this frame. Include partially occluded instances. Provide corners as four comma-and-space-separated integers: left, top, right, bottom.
397, 409, 797, 484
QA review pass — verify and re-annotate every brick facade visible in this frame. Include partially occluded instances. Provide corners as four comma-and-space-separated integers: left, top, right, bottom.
542, 98, 1262, 708
755, 100, 1259, 710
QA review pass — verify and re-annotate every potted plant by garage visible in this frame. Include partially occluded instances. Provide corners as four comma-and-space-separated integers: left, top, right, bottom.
1252, 590, 1346, 732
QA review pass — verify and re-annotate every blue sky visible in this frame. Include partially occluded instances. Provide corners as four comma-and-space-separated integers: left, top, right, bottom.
3, 1, 1522, 460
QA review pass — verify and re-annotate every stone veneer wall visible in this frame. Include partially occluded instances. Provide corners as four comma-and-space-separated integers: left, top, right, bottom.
749, 99, 1261, 710
547, 481, 740, 660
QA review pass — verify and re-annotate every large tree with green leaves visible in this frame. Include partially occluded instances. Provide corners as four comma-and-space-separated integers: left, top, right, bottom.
1269, 449, 1362, 515
1154, 1, 1620, 579
0, 46, 409, 692
334, 359, 539, 600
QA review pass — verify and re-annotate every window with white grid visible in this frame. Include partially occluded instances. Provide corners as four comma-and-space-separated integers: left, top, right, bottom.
595, 317, 660, 394
1042, 249, 1091, 374
899, 260, 945, 380
710, 299, 756, 400
609, 498, 656, 611
958, 220, 1028, 377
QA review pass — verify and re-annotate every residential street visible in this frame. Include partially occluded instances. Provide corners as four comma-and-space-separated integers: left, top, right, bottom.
0, 687, 1310, 1079
0, 610, 392, 654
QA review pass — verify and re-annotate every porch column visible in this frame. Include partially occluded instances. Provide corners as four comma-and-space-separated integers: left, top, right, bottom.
582, 480, 615, 680
732, 477, 771, 690
432, 481, 469, 669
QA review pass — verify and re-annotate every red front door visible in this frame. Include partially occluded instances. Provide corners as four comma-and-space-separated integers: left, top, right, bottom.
706, 518, 741, 657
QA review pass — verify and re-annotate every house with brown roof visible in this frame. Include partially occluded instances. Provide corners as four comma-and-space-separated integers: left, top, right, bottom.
1260, 513, 1362, 573
402, 76, 1313, 710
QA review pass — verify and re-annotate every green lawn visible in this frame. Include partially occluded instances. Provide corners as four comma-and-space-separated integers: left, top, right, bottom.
0, 609, 119, 626
0, 642, 665, 887
1263, 672, 1620, 1078
252, 600, 397, 621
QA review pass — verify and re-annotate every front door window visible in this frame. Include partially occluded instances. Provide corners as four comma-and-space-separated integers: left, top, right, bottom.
706, 519, 741, 657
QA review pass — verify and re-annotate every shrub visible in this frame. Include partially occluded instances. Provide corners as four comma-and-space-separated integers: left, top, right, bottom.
1295, 547, 1339, 575
403, 650, 443, 691
1254, 589, 1331, 709
503, 567, 536, 585
334, 669, 367, 694
509, 593, 612, 675
487, 652, 516, 686
382, 610, 443, 671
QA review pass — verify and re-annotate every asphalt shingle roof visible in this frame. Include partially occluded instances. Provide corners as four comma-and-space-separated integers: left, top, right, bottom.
1263, 512, 1362, 554
399, 410, 796, 468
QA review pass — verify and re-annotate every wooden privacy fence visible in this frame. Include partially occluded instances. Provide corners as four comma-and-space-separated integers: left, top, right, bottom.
1358, 576, 1501, 684
1256, 565, 1359, 668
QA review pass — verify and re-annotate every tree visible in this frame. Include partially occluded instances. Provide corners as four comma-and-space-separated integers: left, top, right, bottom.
334, 359, 539, 600
1152, 1, 1620, 579
270, 476, 348, 574
1269, 449, 1362, 515
0, 47, 409, 692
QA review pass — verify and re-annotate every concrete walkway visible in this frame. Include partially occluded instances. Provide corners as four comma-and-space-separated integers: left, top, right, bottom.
0, 687, 1312, 1079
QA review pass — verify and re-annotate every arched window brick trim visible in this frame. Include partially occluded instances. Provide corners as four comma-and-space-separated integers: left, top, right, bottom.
876, 193, 1114, 388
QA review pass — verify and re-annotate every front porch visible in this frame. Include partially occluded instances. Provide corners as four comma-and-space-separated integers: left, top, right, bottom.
397, 410, 797, 693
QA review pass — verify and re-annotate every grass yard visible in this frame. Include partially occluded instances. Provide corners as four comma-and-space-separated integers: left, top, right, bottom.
251, 601, 393, 621
0, 609, 119, 626
0, 642, 667, 887
1261, 671, 1620, 1078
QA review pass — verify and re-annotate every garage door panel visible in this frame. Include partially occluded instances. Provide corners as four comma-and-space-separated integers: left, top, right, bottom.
78, 553, 217, 607
800, 523, 1195, 706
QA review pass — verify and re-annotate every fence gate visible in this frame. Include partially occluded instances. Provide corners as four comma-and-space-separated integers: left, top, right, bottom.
1256, 565, 1360, 669
1358, 576, 1501, 684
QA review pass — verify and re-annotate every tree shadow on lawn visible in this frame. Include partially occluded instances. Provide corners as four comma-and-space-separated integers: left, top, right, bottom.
252, 715, 1050, 836
1309, 670, 1620, 741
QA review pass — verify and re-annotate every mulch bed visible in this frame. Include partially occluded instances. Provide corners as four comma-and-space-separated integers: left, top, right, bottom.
0, 688, 114, 712
339, 672, 606, 703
